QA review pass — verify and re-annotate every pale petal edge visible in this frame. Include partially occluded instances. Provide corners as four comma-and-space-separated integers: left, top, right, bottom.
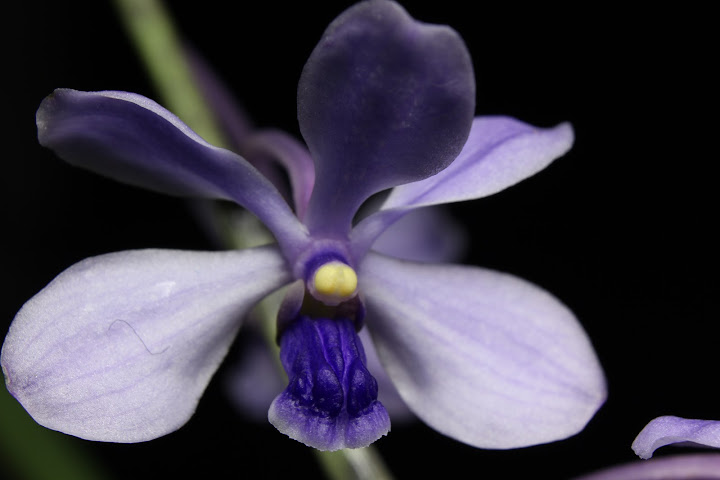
632, 416, 720, 459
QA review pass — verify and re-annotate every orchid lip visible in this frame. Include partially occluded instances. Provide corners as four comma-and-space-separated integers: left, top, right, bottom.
269, 315, 390, 451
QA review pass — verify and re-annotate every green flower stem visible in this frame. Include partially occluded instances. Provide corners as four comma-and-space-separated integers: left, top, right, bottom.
113, 1, 395, 479
314, 446, 395, 480
113, 0, 228, 148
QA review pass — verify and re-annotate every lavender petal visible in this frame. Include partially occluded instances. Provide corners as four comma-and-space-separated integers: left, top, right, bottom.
632, 416, 720, 459
1, 246, 291, 442
384, 116, 574, 209
359, 252, 606, 448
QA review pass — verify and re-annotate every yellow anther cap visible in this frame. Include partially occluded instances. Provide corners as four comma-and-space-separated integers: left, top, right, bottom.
311, 261, 358, 305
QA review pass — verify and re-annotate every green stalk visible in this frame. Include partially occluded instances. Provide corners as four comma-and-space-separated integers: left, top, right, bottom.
113, 0, 227, 148
314, 446, 395, 480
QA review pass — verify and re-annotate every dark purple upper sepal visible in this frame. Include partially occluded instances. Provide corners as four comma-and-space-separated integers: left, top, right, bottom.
299, 0, 475, 236
37, 89, 309, 259
268, 316, 390, 450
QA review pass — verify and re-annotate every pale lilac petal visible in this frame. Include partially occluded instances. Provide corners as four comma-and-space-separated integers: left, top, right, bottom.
351, 117, 573, 258
1, 246, 291, 442
359, 253, 605, 448
299, 0, 475, 236
573, 454, 720, 480
383, 116, 574, 209
37, 89, 309, 259
632, 416, 720, 459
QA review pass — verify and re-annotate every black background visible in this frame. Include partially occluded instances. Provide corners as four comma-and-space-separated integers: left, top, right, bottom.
3, 1, 717, 479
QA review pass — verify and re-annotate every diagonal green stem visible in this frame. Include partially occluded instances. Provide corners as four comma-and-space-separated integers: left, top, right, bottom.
314, 446, 395, 480
113, 0, 227, 148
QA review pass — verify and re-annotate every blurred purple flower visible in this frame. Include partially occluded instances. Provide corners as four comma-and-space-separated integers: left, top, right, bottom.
632, 416, 720, 459
2, 0, 605, 451
572, 416, 720, 479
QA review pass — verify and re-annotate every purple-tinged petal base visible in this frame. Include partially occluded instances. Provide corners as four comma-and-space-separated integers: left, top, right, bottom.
269, 316, 390, 450
632, 416, 720, 459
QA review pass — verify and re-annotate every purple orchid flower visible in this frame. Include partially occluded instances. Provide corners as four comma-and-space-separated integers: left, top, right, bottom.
1, 0, 605, 451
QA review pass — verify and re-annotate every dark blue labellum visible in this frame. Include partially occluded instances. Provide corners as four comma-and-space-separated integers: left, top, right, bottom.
268, 315, 390, 450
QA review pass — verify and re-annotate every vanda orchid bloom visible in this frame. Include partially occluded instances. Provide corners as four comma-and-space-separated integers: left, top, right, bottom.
2, 0, 605, 451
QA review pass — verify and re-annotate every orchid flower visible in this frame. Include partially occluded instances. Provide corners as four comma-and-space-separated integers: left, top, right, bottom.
1, 0, 605, 451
